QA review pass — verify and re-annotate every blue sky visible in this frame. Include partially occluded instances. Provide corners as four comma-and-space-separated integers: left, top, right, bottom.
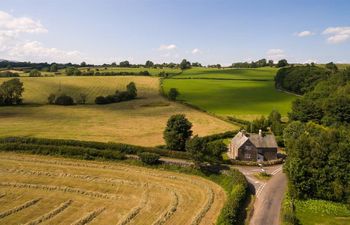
0, 0, 349, 65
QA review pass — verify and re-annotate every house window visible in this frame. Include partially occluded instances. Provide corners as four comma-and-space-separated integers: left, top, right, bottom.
245, 145, 252, 151
244, 153, 251, 159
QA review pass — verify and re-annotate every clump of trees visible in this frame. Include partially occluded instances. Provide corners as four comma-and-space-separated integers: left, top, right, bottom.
275, 65, 329, 94
48, 93, 87, 106
0, 78, 24, 105
65, 67, 82, 76
95, 82, 137, 105
247, 110, 284, 136
167, 88, 179, 101
284, 122, 349, 202
232, 58, 273, 68
0, 71, 19, 77
288, 68, 350, 126
186, 136, 227, 166
276, 59, 289, 68
29, 69, 42, 77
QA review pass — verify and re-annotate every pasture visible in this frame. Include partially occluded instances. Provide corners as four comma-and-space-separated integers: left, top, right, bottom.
175, 67, 277, 80
295, 199, 350, 225
0, 152, 226, 225
163, 67, 297, 120
0, 76, 236, 146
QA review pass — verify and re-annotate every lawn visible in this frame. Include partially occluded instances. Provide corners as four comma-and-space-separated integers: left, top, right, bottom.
0, 76, 236, 146
295, 199, 350, 225
0, 152, 226, 225
163, 73, 296, 120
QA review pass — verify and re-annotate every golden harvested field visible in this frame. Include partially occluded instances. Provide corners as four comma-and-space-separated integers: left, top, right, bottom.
0, 152, 226, 225
0, 76, 237, 146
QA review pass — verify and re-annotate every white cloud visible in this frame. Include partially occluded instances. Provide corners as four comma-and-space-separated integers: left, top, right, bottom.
158, 44, 177, 51
322, 26, 350, 44
0, 11, 47, 35
266, 49, 286, 61
191, 48, 201, 54
295, 30, 314, 37
0, 11, 83, 63
8, 41, 82, 63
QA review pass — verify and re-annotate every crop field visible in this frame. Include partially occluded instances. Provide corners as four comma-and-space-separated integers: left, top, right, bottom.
0, 152, 226, 225
80, 67, 181, 76
163, 67, 297, 120
0, 76, 236, 146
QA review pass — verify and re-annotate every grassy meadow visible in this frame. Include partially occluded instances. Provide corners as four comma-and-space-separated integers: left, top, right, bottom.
0, 152, 226, 225
163, 67, 297, 120
0, 76, 236, 146
294, 199, 350, 225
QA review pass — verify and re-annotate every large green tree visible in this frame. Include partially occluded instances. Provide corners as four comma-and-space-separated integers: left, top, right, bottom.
163, 114, 192, 151
0, 78, 24, 105
126, 82, 137, 98
180, 59, 191, 70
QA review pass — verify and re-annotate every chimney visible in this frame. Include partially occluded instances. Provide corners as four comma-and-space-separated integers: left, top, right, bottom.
241, 129, 247, 137
259, 129, 262, 137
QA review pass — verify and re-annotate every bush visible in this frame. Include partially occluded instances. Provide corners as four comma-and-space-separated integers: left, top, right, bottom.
0, 71, 19, 77
138, 152, 160, 165
95, 96, 109, 104
48, 93, 56, 104
54, 94, 74, 105
95, 82, 137, 105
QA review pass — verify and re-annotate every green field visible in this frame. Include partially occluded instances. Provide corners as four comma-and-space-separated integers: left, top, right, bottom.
174, 67, 277, 80
0, 76, 236, 146
163, 67, 297, 120
295, 199, 350, 225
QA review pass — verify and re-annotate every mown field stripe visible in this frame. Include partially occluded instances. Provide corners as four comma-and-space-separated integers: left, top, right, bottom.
0, 182, 117, 199
0, 198, 41, 219
152, 191, 179, 225
117, 189, 149, 225
24, 199, 73, 225
70, 207, 105, 225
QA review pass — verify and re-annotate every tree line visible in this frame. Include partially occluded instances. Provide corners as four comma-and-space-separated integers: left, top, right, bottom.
232, 58, 288, 68
278, 65, 350, 203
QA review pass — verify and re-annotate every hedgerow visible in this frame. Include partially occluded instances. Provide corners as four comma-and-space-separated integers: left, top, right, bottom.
216, 169, 249, 225
0, 137, 190, 159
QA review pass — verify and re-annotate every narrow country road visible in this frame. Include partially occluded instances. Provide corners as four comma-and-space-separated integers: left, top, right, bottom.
249, 170, 287, 225
233, 165, 287, 225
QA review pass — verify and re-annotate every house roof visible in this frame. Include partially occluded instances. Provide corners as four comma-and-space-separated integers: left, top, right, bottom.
231, 131, 278, 149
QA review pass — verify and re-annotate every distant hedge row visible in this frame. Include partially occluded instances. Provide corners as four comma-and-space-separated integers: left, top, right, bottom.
0, 137, 190, 159
216, 169, 249, 225
74, 71, 150, 76
0, 143, 125, 161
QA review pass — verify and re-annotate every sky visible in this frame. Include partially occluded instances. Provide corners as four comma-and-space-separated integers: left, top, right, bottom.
0, 0, 350, 65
